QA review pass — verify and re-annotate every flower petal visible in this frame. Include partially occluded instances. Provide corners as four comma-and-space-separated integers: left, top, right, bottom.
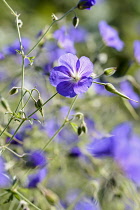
78, 56, 93, 77
73, 77, 92, 94
57, 81, 76, 97
58, 53, 78, 74
50, 66, 71, 87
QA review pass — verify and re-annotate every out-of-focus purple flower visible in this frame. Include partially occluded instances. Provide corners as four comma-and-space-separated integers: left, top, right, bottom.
45, 42, 66, 64
27, 167, 47, 188
77, 0, 96, 10
0, 52, 5, 60
0, 70, 7, 81
87, 122, 133, 158
26, 150, 47, 168
42, 118, 60, 138
120, 81, 139, 108
59, 128, 79, 146
133, 40, 140, 64
68, 26, 88, 43
7, 124, 32, 145
53, 26, 76, 54
68, 147, 82, 157
87, 137, 113, 158
0, 157, 12, 188
87, 122, 140, 185
43, 63, 53, 76
98, 21, 124, 51
50, 53, 93, 97
4, 38, 30, 55
64, 189, 81, 207
73, 197, 100, 210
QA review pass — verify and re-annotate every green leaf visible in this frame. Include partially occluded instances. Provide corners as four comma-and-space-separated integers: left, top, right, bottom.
70, 122, 78, 133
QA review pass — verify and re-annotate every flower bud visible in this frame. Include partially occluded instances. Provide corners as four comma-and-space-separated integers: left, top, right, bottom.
104, 83, 138, 102
77, 126, 82, 136
81, 121, 87, 133
1, 97, 11, 112
104, 67, 117, 76
35, 98, 44, 117
77, 0, 96, 10
9, 87, 19, 95
51, 13, 58, 21
42, 189, 59, 205
72, 16, 79, 28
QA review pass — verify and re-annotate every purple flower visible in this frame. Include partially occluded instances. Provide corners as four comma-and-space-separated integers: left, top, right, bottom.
4, 38, 30, 55
77, 0, 96, 10
26, 150, 47, 168
120, 81, 139, 108
74, 197, 100, 210
50, 53, 93, 97
87, 122, 140, 185
87, 137, 113, 158
68, 147, 82, 157
27, 168, 47, 188
68, 26, 88, 43
98, 21, 124, 51
53, 26, 76, 54
0, 157, 12, 188
0, 52, 5, 60
133, 40, 140, 64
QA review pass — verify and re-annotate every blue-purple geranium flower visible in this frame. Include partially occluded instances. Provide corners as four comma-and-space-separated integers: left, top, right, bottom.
50, 53, 93, 97
133, 40, 140, 64
77, 0, 96, 10
98, 21, 124, 51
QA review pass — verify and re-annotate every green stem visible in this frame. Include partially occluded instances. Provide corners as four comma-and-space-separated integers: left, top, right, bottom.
92, 81, 106, 86
0, 91, 27, 137
2, 0, 17, 16
6, 119, 25, 145
42, 95, 78, 151
27, 6, 77, 56
13, 190, 41, 210
0, 117, 13, 137
2, 93, 57, 149
4, 146, 27, 158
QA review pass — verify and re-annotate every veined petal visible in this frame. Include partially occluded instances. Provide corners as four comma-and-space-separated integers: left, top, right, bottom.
78, 56, 93, 77
57, 81, 76, 97
50, 66, 71, 87
73, 77, 92, 94
58, 53, 78, 74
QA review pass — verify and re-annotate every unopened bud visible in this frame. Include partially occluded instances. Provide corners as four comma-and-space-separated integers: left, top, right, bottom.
104, 83, 138, 102
81, 121, 87, 133
77, 126, 82, 136
104, 67, 117, 76
75, 112, 84, 120
43, 189, 59, 205
51, 13, 58, 21
35, 98, 44, 117
9, 87, 19, 95
72, 16, 79, 28
1, 98, 11, 112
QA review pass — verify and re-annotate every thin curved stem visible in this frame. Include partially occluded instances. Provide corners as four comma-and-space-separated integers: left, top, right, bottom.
4, 146, 27, 158
27, 6, 77, 56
